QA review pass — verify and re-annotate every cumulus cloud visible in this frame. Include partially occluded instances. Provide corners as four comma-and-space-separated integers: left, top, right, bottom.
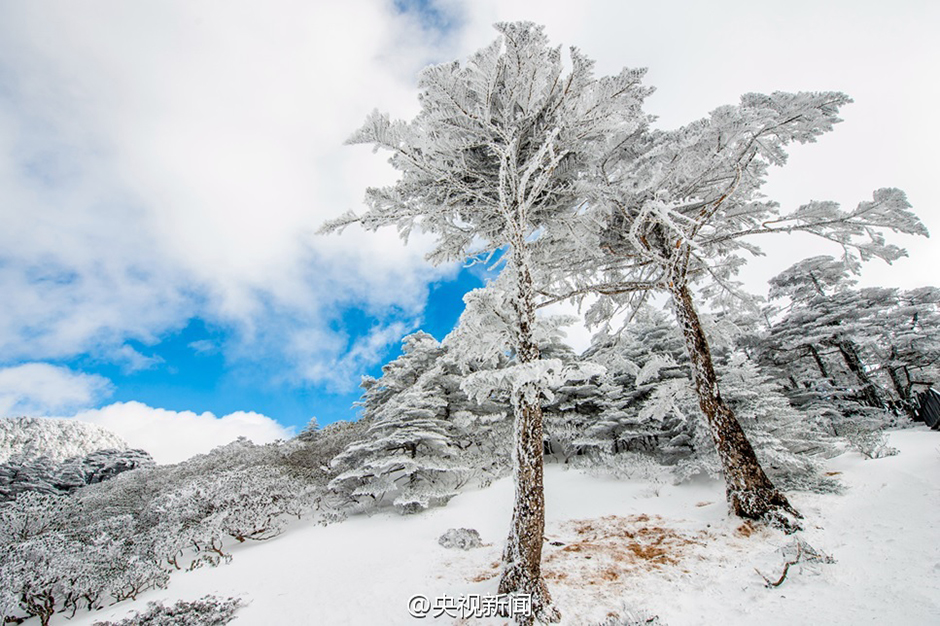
72, 401, 293, 465
289, 319, 418, 391
0, 0, 455, 385
0, 363, 114, 417
0, 0, 936, 396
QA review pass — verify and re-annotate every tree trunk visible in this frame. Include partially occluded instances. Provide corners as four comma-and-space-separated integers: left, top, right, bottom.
498, 252, 559, 624
669, 280, 802, 532
807, 345, 830, 380
886, 348, 916, 421
835, 340, 884, 409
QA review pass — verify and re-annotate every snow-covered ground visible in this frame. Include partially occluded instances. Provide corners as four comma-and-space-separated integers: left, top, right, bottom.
60, 428, 940, 625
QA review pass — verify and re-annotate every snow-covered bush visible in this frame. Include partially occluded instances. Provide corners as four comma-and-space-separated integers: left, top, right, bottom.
0, 531, 76, 625
0, 491, 72, 545
438, 527, 483, 550
0, 417, 128, 463
0, 493, 170, 624
755, 537, 835, 588
0, 432, 341, 625
194, 467, 311, 543
0, 447, 154, 502
844, 428, 899, 459
594, 606, 664, 626
93, 595, 243, 626
135, 462, 314, 569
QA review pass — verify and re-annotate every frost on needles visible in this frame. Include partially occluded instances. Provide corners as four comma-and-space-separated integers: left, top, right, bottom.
322, 19, 926, 625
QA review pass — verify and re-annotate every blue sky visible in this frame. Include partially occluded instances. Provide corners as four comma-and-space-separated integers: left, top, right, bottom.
0, 0, 936, 462
54, 266, 485, 428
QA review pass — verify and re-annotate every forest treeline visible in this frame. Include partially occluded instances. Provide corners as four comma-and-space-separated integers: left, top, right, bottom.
2, 253, 936, 625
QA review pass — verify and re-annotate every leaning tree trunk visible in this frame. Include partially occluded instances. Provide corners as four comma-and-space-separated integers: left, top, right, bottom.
670, 280, 802, 532
835, 340, 885, 409
886, 347, 917, 421
807, 344, 831, 380
498, 251, 559, 625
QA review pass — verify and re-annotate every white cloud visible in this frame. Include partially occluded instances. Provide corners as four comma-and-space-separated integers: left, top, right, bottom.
188, 339, 218, 355
0, 363, 114, 416
72, 401, 293, 465
289, 319, 418, 391
111, 344, 164, 374
0, 0, 936, 393
0, 0, 452, 382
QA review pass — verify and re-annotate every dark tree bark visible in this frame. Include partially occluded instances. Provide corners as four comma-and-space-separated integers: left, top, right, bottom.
834, 340, 885, 409
497, 250, 559, 625
807, 345, 831, 380
886, 348, 917, 421
670, 280, 802, 532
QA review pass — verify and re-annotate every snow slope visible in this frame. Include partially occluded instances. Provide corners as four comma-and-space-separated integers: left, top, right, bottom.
59, 428, 940, 625
0, 417, 129, 463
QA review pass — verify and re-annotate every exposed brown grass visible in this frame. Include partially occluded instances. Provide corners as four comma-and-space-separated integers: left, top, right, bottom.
544, 515, 698, 576
469, 560, 502, 582
463, 513, 769, 623
469, 514, 711, 590
736, 521, 756, 537
466, 513, 755, 608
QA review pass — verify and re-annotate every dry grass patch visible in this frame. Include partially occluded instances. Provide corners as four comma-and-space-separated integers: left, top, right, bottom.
464, 513, 772, 596
542, 514, 705, 582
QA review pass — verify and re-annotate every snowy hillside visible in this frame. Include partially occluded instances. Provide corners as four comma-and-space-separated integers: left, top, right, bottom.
58, 428, 940, 626
0, 417, 129, 463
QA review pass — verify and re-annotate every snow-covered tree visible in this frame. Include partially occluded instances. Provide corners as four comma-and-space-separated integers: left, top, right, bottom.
0, 448, 154, 502
0, 417, 129, 463
760, 256, 940, 429
573, 309, 833, 491
322, 22, 650, 619
577, 310, 696, 464
330, 371, 472, 514
329, 333, 473, 514
674, 353, 836, 493
874, 287, 940, 418
542, 87, 927, 530
760, 257, 893, 429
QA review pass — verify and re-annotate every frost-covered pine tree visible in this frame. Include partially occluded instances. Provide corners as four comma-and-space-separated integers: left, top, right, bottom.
329, 334, 472, 514
761, 256, 893, 429
0, 417, 129, 463
674, 352, 836, 493
578, 310, 696, 464
439, 291, 516, 479
544, 88, 927, 530
761, 256, 940, 428
330, 379, 471, 513
874, 287, 940, 418
322, 23, 649, 620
